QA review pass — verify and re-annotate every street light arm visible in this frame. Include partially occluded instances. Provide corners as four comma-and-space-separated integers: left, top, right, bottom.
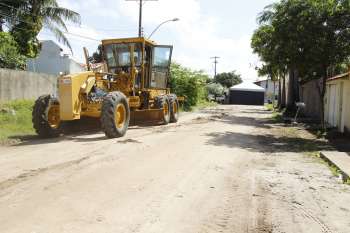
148, 18, 179, 39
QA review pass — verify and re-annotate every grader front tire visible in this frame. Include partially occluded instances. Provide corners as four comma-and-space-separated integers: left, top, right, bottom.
101, 92, 130, 138
32, 95, 61, 138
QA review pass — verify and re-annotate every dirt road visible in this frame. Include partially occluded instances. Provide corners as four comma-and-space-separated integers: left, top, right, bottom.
0, 105, 349, 233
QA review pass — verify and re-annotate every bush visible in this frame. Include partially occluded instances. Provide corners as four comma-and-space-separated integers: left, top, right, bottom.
0, 32, 26, 70
170, 63, 209, 110
206, 83, 225, 97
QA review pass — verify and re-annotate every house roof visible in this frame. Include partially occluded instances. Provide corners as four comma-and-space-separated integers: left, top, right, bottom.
327, 71, 350, 82
40, 40, 63, 51
229, 82, 265, 92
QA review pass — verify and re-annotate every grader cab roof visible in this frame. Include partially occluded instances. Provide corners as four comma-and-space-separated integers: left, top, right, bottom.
101, 37, 157, 46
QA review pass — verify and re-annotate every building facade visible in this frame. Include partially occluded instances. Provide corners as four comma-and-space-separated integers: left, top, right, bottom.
27, 40, 85, 76
324, 71, 350, 133
254, 78, 279, 103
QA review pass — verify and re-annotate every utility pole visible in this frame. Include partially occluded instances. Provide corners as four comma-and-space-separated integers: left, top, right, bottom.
126, 0, 158, 37
211, 56, 220, 79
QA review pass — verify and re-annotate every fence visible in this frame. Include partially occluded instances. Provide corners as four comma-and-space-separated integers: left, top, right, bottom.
0, 68, 57, 101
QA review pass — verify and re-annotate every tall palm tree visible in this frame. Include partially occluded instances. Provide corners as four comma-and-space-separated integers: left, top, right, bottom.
0, 0, 26, 31
2, 0, 81, 56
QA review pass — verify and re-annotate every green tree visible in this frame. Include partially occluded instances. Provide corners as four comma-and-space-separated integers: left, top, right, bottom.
206, 83, 225, 97
0, 32, 26, 69
170, 63, 209, 110
214, 71, 242, 88
1, 0, 80, 57
0, 0, 26, 31
253, 0, 350, 127
88, 44, 103, 63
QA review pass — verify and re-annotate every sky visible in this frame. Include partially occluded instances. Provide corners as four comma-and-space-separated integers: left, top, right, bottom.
39, 0, 275, 81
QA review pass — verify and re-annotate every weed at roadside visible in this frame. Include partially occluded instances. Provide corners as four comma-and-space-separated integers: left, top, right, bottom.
0, 100, 35, 142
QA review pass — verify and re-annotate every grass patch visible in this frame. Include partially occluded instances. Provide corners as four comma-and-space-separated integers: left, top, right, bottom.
265, 103, 275, 111
181, 100, 217, 112
194, 100, 217, 110
304, 151, 345, 179
271, 111, 283, 123
0, 99, 35, 142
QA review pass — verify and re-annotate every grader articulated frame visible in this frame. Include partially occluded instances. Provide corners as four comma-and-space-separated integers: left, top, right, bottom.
32, 37, 179, 138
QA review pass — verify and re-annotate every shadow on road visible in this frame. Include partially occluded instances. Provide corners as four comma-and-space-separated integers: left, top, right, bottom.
210, 114, 273, 129
9, 131, 108, 147
9, 117, 163, 147
205, 131, 332, 153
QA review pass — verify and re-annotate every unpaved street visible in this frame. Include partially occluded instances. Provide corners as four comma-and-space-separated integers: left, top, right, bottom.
0, 105, 349, 233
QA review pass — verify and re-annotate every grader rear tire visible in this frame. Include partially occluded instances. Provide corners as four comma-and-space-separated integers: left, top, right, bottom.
32, 95, 61, 138
155, 95, 171, 125
169, 94, 179, 123
101, 91, 130, 138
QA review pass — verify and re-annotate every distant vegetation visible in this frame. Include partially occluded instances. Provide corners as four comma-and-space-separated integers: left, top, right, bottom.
206, 71, 242, 98
170, 63, 211, 111
206, 83, 225, 97
213, 71, 242, 88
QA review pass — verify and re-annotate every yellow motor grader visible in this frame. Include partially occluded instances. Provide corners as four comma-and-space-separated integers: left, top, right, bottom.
32, 37, 179, 138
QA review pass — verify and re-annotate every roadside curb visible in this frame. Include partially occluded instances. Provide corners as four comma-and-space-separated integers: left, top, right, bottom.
320, 151, 350, 182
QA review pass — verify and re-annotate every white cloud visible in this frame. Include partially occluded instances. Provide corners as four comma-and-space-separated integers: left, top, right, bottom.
120, 0, 259, 80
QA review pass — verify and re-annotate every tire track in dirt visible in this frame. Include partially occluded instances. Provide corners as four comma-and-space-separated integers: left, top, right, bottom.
292, 202, 333, 233
198, 158, 274, 233
0, 156, 90, 194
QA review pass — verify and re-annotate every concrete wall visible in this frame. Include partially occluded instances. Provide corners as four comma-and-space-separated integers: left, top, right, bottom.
300, 78, 322, 120
0, 68, 57, 101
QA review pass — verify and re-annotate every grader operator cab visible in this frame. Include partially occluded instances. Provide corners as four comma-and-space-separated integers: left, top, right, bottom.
32, 37, 179, 138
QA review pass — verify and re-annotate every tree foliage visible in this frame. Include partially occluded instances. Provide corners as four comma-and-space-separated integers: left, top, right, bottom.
206, 83, 225, 97
170, 63, 209, 110
214, 71, 242, 88
88, 45, 103, 63
0, 0, 80, 57
252, 0, 350, 126
0, 32, 26, 69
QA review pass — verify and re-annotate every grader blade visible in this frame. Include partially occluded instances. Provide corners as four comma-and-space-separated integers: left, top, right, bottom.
130, 109, 164, 126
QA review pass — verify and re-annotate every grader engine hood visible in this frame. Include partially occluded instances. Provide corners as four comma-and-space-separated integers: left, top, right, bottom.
58, 71, 95, 120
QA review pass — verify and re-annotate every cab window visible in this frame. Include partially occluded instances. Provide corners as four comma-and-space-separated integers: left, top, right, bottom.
153, 47, 172, 67
104, 43, 142, 73
150, 46, 172, 88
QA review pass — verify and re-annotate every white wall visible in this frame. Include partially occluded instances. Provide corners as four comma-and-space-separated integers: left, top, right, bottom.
27, 40, 85, 76
256, 79, 279, 103
325, 78, 350, 133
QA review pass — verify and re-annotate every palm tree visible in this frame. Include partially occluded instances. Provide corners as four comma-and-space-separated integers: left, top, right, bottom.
0, 0, 26, 31
2, 0, 81, 56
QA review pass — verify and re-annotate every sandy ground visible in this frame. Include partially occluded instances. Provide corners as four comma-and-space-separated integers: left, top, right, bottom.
0, 105, 349, 233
